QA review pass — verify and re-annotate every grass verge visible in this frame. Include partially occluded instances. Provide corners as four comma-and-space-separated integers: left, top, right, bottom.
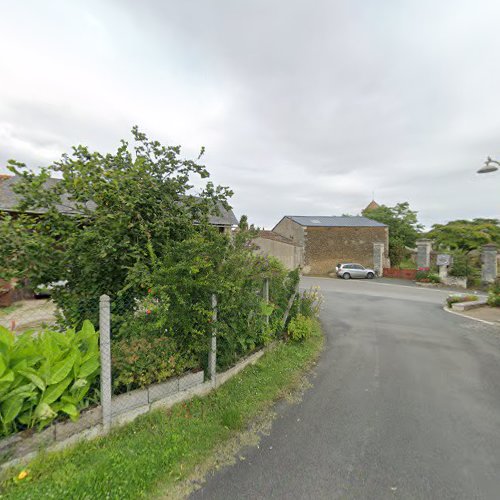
1, 321, 323, 499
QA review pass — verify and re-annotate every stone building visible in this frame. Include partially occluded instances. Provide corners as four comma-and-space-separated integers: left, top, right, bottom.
272, 215, 388, 275
252, 230, 303, 270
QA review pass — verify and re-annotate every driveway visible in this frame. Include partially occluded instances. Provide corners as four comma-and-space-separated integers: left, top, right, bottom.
191, 277, 500, 500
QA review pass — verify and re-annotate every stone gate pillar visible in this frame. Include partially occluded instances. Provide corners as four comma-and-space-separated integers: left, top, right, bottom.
416, 239, 432, 269
481, 244, 497, 284
373, 242, 384, 277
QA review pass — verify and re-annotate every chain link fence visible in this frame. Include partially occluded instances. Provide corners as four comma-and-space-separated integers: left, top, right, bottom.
0, 271, 300, 436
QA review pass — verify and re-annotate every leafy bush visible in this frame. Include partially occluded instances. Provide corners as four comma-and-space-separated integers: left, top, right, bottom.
416, 270, 440, 283
416, 270, 429, 281
111, 337, 197, 393
287, 314, 314, 342
487, 282, 500, 307
446, 295, 478, 308
297, 287, 322, 319
449, 251, 481, 281
0, 321, 99, 437
427, 273, 441, 284
111, 230, 300, 382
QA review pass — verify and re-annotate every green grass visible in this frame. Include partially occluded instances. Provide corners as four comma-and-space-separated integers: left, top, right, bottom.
1, 322, 323, 499
0, 305, 21, 317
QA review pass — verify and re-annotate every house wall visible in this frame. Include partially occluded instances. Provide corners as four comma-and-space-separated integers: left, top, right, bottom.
303, 226, 388, 275
273, 217, 305, 246
253, 237, 303, 270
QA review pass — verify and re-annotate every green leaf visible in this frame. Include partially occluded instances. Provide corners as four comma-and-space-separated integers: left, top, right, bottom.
0, 383, 36, 403
70, 378, 87, 392
0, 370, 15, 384
18, 369, 46, 392
61, 403, 78, 418
0, 326, 14, 348
42, 376, 72, 405
49, 351, 76, 385
80, 320, 95, 337
77, 357, 99, 379
2, 396, 24, 424
0, 355, 6, 377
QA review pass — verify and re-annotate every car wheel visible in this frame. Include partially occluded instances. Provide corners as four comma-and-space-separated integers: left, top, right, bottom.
366, 272, 374, 279
343, 272, 351, 280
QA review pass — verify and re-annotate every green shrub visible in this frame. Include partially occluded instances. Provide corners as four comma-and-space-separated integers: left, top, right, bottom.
0, 321, 100, 437
111, 337, 197, 393
487, 282, 500, 307
427, 273, 441, 284
297, 287, 322, 319
416, 270, 430, 282
112, 232, 300, 380
287, 314, 314, 342
398, 259, 416, 270
449, 251, 481, 279
446, 294, 478, 308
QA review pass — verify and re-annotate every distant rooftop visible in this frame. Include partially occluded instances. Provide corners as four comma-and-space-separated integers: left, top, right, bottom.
364, 200, 380, 211
282, 215, 387, 228
0, 175, 238, 226
255, 230, 301, 246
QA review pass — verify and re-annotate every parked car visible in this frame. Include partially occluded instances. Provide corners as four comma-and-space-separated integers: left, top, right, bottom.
336, 263, 375, 280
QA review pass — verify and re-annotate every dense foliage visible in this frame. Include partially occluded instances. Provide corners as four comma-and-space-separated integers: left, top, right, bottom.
0, 321, 99, 436
362, 202, 423, 266
111, 228, 300, 392
427, 218, 500, 252
488, 282, 500, 307
0, 127, 232, 327
0, 129, 304, 398
415, 270, 440, 283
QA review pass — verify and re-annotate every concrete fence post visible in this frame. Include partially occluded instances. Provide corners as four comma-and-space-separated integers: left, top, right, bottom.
208, 294, 217, 387
373, 243, 384, 276
99, 294, 112, 433
481, 244, 498, 284
263, 278, 270, 328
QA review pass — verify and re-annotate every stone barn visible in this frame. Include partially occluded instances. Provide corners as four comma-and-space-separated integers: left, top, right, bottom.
272, 215, 388, 275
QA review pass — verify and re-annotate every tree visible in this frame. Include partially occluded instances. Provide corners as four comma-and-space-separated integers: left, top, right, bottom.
238, 214, 249, 231
362, 202, 423, 266
0, 127, 233, 325
427, 218, 500, 252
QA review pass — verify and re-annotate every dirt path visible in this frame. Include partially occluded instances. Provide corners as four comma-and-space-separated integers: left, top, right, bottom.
0, 299, 57, 332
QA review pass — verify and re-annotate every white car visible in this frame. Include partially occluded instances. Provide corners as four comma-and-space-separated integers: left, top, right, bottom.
336, 263, 375, 280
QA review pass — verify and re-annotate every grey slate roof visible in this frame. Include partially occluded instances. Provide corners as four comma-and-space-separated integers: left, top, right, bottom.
0, 175, 238, 226
0, 175, 95, 215
284, 215, 387, 228
208, 202, 238, 226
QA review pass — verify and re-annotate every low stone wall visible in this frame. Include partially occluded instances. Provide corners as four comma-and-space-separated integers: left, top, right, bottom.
441, 276, 467, 289
0, 348, 266, 470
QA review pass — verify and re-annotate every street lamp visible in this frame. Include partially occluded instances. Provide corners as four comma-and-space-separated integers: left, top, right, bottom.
477, 156, 500, 174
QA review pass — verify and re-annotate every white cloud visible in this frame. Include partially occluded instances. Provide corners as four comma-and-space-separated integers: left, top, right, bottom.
1, 0, 499, 229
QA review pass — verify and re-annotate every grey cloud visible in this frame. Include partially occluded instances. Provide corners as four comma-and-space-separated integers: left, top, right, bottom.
1, 0, 500, 229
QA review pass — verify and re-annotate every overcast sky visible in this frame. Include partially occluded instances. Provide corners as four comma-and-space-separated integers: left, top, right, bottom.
1, 1, 499, 229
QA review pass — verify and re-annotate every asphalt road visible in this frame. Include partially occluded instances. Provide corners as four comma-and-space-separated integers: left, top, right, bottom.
191, 277, 500, 500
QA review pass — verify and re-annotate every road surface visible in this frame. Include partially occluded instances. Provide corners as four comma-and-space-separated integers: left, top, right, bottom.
192, 277, 500, 499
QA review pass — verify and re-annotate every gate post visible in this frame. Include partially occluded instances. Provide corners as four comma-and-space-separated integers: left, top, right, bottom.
481, 244, 497, 284
416, 239, 432, 269
373, 242, 384, 276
